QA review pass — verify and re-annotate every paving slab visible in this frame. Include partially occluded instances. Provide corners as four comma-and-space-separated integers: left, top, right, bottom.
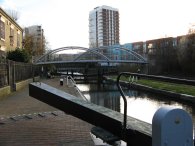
0, 78, 95, 146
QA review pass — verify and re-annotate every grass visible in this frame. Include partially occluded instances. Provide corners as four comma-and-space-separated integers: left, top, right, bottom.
109, 76, 195, 96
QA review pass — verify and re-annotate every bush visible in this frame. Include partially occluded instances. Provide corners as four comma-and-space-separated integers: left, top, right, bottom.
6, 48, 30, 63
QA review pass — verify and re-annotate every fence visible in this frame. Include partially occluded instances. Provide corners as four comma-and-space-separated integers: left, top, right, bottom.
0, 63, 8, 87
0, 60, 40, 89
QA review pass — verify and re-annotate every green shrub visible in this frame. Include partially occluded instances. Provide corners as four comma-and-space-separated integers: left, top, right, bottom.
6, 48, 30, 63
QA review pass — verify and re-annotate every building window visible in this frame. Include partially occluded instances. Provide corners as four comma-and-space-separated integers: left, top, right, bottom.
0, 19, 5, 40
10, 28, 14, 46
17, 32, 20, 48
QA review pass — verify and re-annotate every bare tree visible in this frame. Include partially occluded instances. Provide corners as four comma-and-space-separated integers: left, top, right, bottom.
5, 9, 20, 21
23, 34, 34, 56
23, 34, 48, 56
44, 41, 51, 54
188, 23, 195, 34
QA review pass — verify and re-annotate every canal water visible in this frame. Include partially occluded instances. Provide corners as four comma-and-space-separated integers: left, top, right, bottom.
77, 83, 195, 133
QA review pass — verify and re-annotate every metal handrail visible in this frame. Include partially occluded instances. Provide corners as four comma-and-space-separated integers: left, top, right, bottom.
66, 75, 88, 101
116, 72, 128, 138
66, 75, 76, 86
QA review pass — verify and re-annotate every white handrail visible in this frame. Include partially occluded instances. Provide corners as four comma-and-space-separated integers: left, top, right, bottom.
66, 75, 88, 101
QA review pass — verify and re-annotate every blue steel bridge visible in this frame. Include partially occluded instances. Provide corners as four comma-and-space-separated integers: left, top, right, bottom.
35, 46, 148, 81
35, 46, 147, 65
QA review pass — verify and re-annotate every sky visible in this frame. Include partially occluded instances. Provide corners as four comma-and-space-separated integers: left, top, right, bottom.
1, 0, 195, 49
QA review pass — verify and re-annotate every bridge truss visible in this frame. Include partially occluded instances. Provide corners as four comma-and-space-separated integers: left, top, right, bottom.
35, 46, 148, 65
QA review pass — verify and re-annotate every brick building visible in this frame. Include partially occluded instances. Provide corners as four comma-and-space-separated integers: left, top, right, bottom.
0, 7, 23, 55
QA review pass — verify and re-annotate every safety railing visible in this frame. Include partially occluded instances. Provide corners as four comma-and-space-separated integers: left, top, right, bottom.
116, 72, 194, 146
66, 75, 88, 101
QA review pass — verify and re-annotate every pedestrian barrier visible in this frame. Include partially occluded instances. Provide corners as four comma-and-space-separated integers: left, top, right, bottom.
66, 75, 88, 101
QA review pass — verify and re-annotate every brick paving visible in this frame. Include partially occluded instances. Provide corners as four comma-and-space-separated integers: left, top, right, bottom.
0, 78, 95, 146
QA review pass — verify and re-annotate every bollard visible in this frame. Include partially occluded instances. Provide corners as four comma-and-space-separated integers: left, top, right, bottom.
132, 76, 134, 83
135, 76, 138, 82
152, 107, 193, 146
66, 76, 69, 85
60, 78, 63, 86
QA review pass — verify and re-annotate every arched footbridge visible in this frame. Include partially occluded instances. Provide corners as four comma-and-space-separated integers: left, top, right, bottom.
35, 46, 147, 65
35, 46, 148, 81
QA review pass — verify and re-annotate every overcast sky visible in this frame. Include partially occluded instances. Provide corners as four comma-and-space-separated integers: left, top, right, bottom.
1, 0, 195, 49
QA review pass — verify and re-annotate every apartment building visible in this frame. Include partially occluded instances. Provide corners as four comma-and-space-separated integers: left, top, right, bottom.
89, 5, 120, 48
24, 25, 45, 56
0, 7, 23, 54
146, 37, 175, 55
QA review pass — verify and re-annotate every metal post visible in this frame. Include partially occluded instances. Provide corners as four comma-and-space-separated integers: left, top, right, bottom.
12, 61, 16, 91
116, 73, 127, 138
152, 107, 193, 146
32, 64, 35, 82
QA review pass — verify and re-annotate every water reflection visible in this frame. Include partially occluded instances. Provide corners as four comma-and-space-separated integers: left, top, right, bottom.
77, 84, 195, 128
90, 90, 120, 112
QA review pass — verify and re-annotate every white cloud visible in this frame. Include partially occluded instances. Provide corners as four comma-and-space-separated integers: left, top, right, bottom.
1, 0, 195, 49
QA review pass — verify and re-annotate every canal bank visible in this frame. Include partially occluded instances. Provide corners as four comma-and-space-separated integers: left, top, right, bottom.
76, 81, 195, 144
105, 77, 195, 105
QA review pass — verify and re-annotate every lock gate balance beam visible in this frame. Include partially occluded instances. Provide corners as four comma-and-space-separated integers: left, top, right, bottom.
29, 82, 151, 146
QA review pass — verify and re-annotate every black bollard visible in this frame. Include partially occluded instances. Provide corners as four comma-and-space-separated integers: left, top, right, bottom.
60, 78, 63, 86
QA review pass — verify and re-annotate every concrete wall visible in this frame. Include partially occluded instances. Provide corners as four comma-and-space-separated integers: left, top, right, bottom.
105, 77, 195, 105
0, 86, 11, 99
0, 76, 40, 98
14, 76, 40, 91
14, 78, 33, 91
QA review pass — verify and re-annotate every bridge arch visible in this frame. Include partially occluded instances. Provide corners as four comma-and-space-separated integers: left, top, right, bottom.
96, 46, 147, 62
35, 46, 89, 63
35, 46, 147, 64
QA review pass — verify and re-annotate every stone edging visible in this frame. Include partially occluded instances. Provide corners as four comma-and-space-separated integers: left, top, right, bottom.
0, 76, 40, 98
0, 86, 11, 100
105, 78, 195, 104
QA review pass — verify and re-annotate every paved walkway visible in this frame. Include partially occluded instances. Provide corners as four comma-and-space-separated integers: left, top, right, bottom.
0, 78, 95, 146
